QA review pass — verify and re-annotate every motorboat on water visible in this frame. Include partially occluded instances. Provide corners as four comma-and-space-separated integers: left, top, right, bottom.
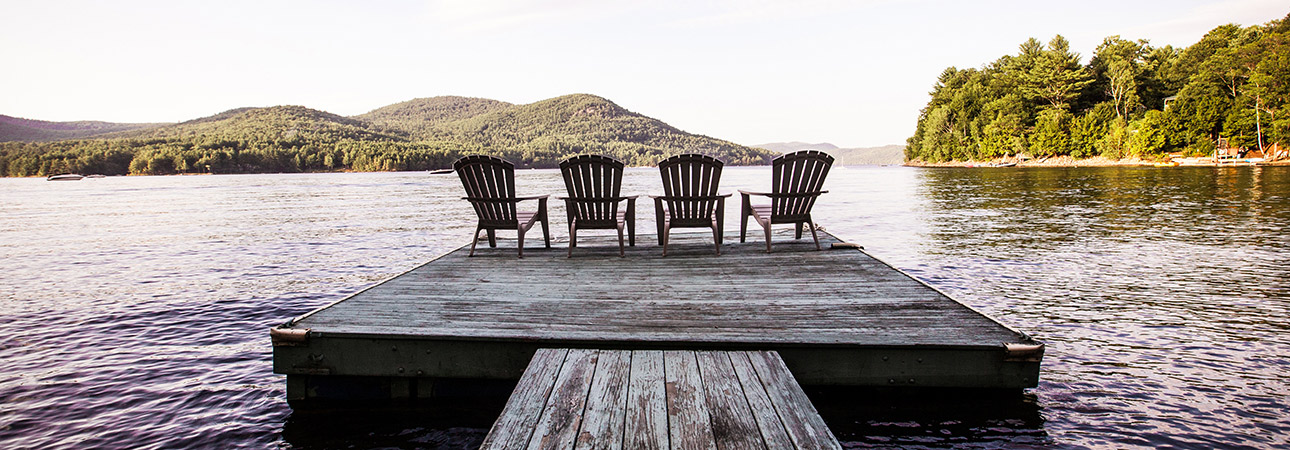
47, 174, 85, 181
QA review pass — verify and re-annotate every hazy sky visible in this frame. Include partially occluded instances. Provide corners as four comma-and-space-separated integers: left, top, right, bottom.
1, 0, 1285, 147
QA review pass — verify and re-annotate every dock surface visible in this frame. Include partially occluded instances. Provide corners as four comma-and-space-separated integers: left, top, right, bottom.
274, 230, 1042, 398
481, 348, 840, 450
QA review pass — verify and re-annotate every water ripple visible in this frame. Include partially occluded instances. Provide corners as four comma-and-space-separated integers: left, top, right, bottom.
1, 167, 1288, 448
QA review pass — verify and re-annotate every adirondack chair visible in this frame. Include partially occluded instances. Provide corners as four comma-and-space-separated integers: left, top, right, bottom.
739, 150, 834, 252
652, 154, 731, 256
559, 155, 636, 257
454, 155, 550, 257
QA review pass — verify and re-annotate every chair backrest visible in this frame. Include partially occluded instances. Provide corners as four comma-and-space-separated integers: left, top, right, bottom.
560, 154, 625, 224
454, 155, 518, 224
658, 153, 723, 222
771, 150, 834, 219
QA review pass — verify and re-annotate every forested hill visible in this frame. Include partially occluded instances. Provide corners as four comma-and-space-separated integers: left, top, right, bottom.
0, 115, 165, 142
355, 96, 514, 135
0, 94, 776, 176
906, 13, 1290, 163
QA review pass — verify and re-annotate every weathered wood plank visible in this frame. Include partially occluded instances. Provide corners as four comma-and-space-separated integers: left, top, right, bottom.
728, 352, 795, 449
527, 349, 598, 449
623, 350, 668, 450
576, 350, 631, 450
484, 349, 840, 450
695, 351, 767, 450
746, 351, 840, 450
481, 348, 569, 450
664, 350, 716, 450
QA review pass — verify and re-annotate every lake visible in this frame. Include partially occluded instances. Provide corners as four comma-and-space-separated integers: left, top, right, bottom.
1, 166, 1287, 449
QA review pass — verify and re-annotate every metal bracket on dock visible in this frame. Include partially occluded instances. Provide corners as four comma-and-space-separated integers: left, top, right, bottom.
271, 327, 311, 347
1003, 343, 1044, 362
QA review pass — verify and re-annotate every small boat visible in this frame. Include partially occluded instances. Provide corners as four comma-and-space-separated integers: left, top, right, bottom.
1154, 162, 1179, 167
47, 174, 84, 181
428, 168, 454, 175
994, 162, 1017, 167
85, 174, 107, 178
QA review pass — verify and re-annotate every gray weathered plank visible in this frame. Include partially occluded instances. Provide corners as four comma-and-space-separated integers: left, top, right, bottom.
695, 351, 767, 450
623, 350, 668, 450
728, 352, 795, 449
576, 349, 631, 450
528, 349, 598, 449
664, 350, 716, 450
746, 350, 841, 450
481, 348, 569, 450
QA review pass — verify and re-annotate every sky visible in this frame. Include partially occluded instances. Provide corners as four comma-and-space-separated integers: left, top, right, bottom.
1, 0, 1285, 148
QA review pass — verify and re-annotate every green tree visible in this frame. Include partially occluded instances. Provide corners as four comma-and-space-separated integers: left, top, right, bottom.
1029, 108, 1072, 157
1010, 35, 1095, 111
1090, 37, 1149, 120
1126, 110, 1171, 156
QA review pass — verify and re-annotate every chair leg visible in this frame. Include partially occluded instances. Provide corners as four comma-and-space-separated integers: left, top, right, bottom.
654, 199, 665, 246
469, 226, 482, 256
662, 223, 671, 257
617, 224, 625, 257
795, 222, 803, 239
740, 209, 749, 243
487, 229, 497, 248
568, 222, 576, 258
712, 223, 721, 255
716, 199, 725, 245
541, 212, 550, 249
808, 221, 821, 250
763, 221, 773, 253
626, 199, 636, 247
517, 226, 525, 258
740, 194, 750, 243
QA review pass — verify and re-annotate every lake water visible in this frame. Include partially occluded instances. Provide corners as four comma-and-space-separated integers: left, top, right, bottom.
1, 166, 1287, 449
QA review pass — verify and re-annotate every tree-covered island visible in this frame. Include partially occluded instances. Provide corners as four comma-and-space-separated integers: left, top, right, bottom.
905, 13, 1289, 166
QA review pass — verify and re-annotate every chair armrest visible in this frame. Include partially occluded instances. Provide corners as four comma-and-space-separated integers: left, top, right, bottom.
652, 194, 733, 201
737, 191, 828, 199
560, 196, 637, 202
463, 196, 524, 203
515, 195, 549, 201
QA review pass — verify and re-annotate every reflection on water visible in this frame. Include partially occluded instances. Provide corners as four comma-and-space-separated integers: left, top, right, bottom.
0, 166, 1287, 449
903, 167, 1290, 449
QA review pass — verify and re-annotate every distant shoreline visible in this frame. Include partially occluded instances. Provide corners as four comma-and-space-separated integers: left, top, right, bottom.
906, 156, 1290, 168
905, 156, 1152, 167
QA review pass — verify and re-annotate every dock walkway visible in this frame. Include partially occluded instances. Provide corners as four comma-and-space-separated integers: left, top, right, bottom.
273, 229, 1043, 401
481, 348, 840, 450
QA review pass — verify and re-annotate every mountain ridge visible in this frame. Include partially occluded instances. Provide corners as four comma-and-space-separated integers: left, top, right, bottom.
752, 142, 905, 165
0, 94, 777, 176
0, 114, 168, 142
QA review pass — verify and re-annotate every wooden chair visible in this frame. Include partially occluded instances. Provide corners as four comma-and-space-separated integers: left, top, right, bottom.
652, 154, 731, 256
559, 155, 636, 257
454, 155, 550, 257
740, 150, 834, 252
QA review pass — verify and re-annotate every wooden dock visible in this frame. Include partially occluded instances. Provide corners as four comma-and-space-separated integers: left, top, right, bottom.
481, 348, 840, 449
272, 229, 1043, 401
